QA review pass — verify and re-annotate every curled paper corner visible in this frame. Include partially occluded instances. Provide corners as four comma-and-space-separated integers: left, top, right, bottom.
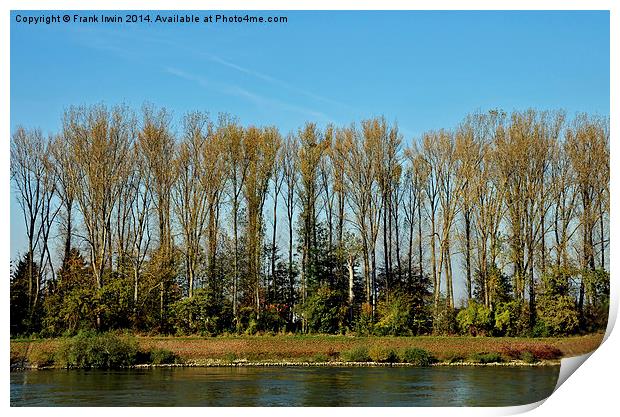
552, 280, 618, 393
554, 352, 593, 392
499, 354, 595, 416
602, 295, 618, 344
500, 398, 548, 415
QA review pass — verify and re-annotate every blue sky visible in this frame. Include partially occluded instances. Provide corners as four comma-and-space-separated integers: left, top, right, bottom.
11, 11, 609, 137
10, 10, 609, 298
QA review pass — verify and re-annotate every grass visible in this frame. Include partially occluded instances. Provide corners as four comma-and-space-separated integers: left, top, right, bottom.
11, 333, 604, 367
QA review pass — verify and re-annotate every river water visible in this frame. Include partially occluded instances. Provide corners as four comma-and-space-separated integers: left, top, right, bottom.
10, 365, 559, 407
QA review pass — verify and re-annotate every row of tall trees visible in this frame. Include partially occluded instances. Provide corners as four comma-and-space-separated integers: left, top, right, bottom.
10, 105, 609, 337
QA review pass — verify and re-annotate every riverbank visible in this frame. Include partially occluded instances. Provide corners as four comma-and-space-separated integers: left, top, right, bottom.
12, 360, 561, 371
134, 359, 560, 367
11, 333, 602, 370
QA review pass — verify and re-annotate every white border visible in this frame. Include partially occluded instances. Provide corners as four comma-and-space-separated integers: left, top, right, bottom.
2, 2, 616, 416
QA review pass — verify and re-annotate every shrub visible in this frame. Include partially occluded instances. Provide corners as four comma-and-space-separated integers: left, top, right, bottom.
456, 301, 493, 336
312, 353, 329, 363
171, 288, 233, 335
302, 286, 347, 334
536, 269, 580, 336
531, 320, 551, 337
498, 346, 523, 360
433, 300, 457, 335
536, 296, 579, 336
245, 319, 259, 335
355, 303, 375, 336
28, 348, 56, 367
375, 292, 416, 336
341, 346, 371, 362
493, 301, 530, 336
56, 331, 139, 369
149, 348, 179, 365
224, 352, 238, 363
369, 346, 399, 363
528, 344, 562, 360
583, 269, 610, 332
326, 347, 340, 359
258, 304, 289, 333
499, 343, 562, 361
469, 352, 503, 364
401, 348, 435, 366
520, 351, 538, 364
444, 353, 465, 364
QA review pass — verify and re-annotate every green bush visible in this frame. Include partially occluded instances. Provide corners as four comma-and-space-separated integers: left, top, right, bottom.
456, 301, 493, 336
369, 346, 399, 363
28, 348, 56, 367
469, 352, 503, 364
258, 304, 288, 333
354, 303, 375, 336
536, 296, 579, 336
493, 301, 530, 336
520, 351, 538, 363
531, 320, 551, 337
245, 318, 259, 335
171, 288, 233, 335
302, 286, 347, 334
401, 348, 435, 366
341, 346, 371, 362
535, 269, 580, 336
433, 300, 457, 335
55, 332, 183, 368
375, 292, 416, 336
56, 331, 139, 369
583, 269, 610, 332
148, 348, 179, 365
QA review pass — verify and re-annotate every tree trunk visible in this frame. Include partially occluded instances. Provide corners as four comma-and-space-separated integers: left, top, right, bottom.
382, 194, 390, 298
64, 203, 73, 261
418, 198, 423, 279
430, 214, 439, 310
271, 189, 278, 303
348, 255, 355, 320
233, 195, 239, 320
465, 210, 472, 301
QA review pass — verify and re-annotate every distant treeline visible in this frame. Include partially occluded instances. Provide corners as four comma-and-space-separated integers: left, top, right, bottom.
10, 105, 609, 337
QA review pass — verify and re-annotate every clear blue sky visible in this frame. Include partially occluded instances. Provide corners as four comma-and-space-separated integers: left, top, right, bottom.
10, 10, 609, 298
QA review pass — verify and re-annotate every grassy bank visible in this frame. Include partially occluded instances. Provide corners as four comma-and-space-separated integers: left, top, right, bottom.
11, 333, 604, 369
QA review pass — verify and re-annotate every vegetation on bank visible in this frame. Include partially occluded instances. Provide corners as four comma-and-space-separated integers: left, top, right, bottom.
10, 106, 609, 341
11, 331, 179, 369
11, 332, 602, 369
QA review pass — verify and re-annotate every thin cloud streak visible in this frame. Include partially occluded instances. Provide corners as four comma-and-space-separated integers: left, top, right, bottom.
203, 53, 354, 111
165, 67, 330, 122
69, 26, 351, 119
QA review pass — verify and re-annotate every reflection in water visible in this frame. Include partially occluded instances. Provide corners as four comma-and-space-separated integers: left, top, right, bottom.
10, 366, 559, 407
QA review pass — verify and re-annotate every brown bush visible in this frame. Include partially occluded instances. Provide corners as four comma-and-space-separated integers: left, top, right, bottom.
529, 344, 562, 360
499, 343, 562, 360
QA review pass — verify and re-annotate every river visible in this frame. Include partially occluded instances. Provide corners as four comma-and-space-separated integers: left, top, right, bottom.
10, 365, 559, 407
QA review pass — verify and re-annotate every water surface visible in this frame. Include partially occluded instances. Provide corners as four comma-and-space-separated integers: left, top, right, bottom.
11, 365, 559, 407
